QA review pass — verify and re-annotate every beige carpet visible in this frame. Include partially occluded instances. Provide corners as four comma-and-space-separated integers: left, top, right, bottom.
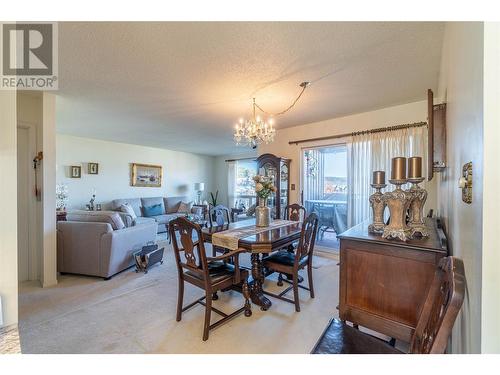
18, 243, 340, 354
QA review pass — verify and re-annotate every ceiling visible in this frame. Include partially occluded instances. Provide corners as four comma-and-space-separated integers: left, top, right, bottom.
57, 22, 445, 156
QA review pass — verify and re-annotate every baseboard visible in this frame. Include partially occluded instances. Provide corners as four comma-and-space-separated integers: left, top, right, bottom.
42, 278, 58, 288
315, 248, 339, 260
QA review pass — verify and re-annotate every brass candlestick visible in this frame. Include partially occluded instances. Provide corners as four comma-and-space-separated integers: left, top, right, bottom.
407, 177, 428, 237
382, 179, 413, 242
369, 183, 387, 234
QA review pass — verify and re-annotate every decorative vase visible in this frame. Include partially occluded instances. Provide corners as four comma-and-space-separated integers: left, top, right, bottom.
255, 198, 271, 227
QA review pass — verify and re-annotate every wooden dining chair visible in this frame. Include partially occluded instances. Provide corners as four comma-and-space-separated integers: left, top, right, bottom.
169, 217, 252, 341
209, 205, 232, 257
209, 204, 231, 227
311, 256, 466, 354
279, 203, 307, 280
284, 203, 306, 221
262, 212, 319, 312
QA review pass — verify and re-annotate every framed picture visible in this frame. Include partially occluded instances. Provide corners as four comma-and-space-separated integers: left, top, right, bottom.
131, 163, 162, 187
71, 166, 82, 178
88, 162, 99, 175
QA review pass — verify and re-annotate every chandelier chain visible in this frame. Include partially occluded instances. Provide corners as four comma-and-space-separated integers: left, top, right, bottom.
253, 82, 309, 117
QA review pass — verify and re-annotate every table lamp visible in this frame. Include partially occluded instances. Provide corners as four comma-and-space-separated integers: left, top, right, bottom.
194, 182, 205, 204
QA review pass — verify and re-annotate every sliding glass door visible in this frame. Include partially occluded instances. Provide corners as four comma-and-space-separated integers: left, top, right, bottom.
301, 145, 348, 252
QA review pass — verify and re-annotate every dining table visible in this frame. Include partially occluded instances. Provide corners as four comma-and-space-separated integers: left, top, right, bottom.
202, 218, 302, 311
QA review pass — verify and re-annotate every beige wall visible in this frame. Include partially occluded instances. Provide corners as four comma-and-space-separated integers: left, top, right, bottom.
56, 134, 216, 210
42, 93, 57, 288
0, 91, 17, 327
436, 22, 484, 354
259, 100, 437, 211
481, 22, 500, 353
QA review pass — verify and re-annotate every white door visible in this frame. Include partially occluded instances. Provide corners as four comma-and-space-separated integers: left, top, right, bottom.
17, 126, 37, 282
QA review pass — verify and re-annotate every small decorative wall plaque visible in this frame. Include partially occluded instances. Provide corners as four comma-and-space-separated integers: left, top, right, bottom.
88, 162, 99, 175
70, 166, 81, 178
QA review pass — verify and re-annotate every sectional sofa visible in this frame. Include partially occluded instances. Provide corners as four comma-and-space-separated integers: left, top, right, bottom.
111, 196, 203, 233
56, 196, 204, 279
57, 210, 158, 279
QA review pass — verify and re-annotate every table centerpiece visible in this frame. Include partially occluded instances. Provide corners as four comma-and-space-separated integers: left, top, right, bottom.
253, 174, 277, 227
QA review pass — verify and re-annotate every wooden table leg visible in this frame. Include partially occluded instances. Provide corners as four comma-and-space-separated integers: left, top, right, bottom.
249, 253, 272, 311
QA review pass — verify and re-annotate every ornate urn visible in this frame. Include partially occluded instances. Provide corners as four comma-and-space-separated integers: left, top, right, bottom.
382, 181, 413, 241
255, 198, 271, 227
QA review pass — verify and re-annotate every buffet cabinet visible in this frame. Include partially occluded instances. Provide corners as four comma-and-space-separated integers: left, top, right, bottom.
257, 153, 290, 220
337, 217, 448, 342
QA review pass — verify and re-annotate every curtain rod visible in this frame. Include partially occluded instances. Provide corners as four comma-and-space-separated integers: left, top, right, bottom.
224, 157, 257, 162
288, 121, 427, 146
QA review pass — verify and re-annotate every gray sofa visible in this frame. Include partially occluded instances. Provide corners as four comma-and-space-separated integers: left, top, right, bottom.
111, 196, 202, 233
57, 211, 158, 279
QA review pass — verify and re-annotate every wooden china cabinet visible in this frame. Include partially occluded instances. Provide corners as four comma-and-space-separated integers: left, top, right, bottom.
257, 153, 290, 219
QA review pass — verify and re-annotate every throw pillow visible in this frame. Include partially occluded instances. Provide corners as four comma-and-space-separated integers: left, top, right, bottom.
178, 201, 193, 214
143, 203, 163, 217
120, 203, 137, 224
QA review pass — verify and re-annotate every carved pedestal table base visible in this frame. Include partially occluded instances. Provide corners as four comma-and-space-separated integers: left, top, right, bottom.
250, 253, 272, 310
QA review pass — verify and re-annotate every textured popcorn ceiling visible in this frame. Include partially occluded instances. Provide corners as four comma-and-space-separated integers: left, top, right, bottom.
57, 22, 444, 155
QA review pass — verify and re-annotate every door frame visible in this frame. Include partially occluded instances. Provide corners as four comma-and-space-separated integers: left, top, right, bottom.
298, 140, 348, 205
299, 141, 349, 253
17, 121, 39, 281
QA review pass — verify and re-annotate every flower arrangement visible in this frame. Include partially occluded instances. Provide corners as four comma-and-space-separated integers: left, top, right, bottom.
56, 183, 69, 211
253, 174, 277, 201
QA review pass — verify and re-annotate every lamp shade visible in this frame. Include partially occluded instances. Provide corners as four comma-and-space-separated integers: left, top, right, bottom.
194, 182, 205, 191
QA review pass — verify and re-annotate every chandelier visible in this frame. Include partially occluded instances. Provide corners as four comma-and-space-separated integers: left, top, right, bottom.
234, 81, 310, 148
234, 98, 275, 148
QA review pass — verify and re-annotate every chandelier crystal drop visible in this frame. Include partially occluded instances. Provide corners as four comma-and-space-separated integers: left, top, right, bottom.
234, 99, 275, 148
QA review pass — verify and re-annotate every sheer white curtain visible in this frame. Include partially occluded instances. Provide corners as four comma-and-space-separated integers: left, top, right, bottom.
347, 126, 428, 227
304, 149, 325, 201
227, 161, 236, 208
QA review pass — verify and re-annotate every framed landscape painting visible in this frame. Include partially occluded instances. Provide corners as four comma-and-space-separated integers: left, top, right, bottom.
131, 163, 162, 187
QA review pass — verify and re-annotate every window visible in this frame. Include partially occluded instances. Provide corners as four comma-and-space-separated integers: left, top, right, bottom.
234, 159, 257, 209
302, 145, 348, 252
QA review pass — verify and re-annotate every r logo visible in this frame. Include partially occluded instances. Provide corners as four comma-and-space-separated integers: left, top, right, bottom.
2, 23, 53, 75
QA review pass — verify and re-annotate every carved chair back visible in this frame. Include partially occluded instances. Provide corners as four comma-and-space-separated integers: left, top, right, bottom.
169, 217, 210, 281
284, 203, 306, 222
409, 256, 466, 354
209, 204, 231, 227
295, 212, 319, 263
